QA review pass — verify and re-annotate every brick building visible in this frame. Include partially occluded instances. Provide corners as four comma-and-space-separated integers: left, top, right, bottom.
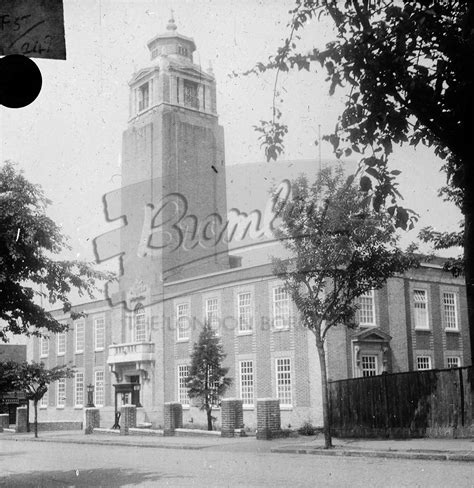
28, 18, 470, 430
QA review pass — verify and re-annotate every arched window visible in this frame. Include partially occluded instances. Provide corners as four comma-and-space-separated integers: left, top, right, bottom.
134, 304, 146, 342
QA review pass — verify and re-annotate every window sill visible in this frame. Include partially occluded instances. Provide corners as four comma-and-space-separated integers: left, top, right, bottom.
74, 406, 83, 410
280, 405, 293, 411
181, 404, 191, 410
272, 327, 290, 333
95, 348, 104, 352
414, 327, 431, 332
237, 331, 253, 336
75, 351, 84, 355
40, 355, 48, 359
57, 353, 65, 357
176, 338, 189, 343
39, 406, 47, 410
445, 328, 460, 333
56, 406, 65, 410
243, 405, 254, 410
359, 323, 377, 328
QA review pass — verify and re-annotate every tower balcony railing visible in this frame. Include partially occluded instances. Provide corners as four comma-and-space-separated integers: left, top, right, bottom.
107, 342, 155, 365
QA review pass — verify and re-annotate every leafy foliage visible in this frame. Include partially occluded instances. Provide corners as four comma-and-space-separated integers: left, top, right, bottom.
0, 162, 114, 342
272, 166, 419, 447
186, 322, 232, 430
247, 0, 474, 231
0, 360, 75, 437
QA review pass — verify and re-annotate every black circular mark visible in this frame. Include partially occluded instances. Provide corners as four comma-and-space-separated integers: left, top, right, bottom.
0, 54, 42, 108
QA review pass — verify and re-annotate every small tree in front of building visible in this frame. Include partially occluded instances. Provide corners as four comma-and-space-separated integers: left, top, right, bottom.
186, 322, 232, 431
4, 361, 75, 438
272, 166, 418, 448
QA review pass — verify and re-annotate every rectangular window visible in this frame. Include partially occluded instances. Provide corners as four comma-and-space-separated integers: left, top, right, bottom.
276, 358, 292, 407
273, 286, 290, 329
443, 292, 459, 330
57, 378, 66, 407
94, 371, 105, 407
238, 292, 253, 333
416, 356, 432, 371
57, 332, 66, 356
447, 357, 460, 368
361, 355, 378, 377
239, 360, 254, 407
176, 77, 180, 103
134, 307, 146, 342
183, 79, 199, 109
75, 320, 85, 353
74, 372, 84, 407
359, 290, 376, 326
206, 298, 219, 334
40, 336, 49, 357
138, 82, 149, 111
40, 390, 48, 408
177, 365, 190, 405
94, 317, 105, 351
177, 303, 190, 341
413, 289, 429, 329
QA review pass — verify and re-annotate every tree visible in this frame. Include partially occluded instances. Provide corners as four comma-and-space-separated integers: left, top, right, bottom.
186, 322, 232, 431
272, 166, 418, 448
0, 161, 113, 342
248, 1, 474, 365
0, 360, 75, 438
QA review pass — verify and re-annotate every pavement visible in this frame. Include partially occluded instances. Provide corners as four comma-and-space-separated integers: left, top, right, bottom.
1, 430, 472, 462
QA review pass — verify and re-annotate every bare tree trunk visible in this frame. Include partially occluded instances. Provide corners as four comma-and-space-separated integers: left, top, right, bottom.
34, 400, 38, 438
206, 403, 213, 431
314, 332, 332, 449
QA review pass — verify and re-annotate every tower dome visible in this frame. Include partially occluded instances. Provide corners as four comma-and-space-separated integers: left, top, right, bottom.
146, 13, 196, 62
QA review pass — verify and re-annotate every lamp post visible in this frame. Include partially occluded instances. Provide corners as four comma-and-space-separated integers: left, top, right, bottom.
86, 384, 95, 408
133, 383, 142, 407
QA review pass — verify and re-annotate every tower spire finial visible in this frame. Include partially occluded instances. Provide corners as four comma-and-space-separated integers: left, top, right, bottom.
167, 9, 177, 31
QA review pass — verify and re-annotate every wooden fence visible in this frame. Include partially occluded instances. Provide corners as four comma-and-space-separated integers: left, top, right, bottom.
329, 366, 473, 438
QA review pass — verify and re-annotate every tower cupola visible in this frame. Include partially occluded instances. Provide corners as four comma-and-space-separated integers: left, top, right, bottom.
146, 13, 196, 62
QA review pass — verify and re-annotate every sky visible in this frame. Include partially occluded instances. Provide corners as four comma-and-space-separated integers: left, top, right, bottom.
0, 0, 462, 274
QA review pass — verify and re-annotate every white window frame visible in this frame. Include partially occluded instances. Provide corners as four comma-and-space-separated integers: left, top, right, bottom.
413, 289, 430, 330
57, 378, 66, 408
276, 358, 292, 407
446, 356, 460, 368
74, 371, 84, 408
40, 390, 48, 409
176, 303, 190, 341
134, 305, 146, 342
237, 292, 253, 334
177, 364, 190, 406
94, 370, 105, 407
239, 360, 254, 408
272, 286, 290, 330
416, 356, 432, 371
57, 332, 66, 356
94, 316, 105, 351
205, 297, 220, 334
75, 319, 85, 354
40, 336, 49, 358
358, 290, 376, 326
443, 291, 459, 331
360, 355, 378, 377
